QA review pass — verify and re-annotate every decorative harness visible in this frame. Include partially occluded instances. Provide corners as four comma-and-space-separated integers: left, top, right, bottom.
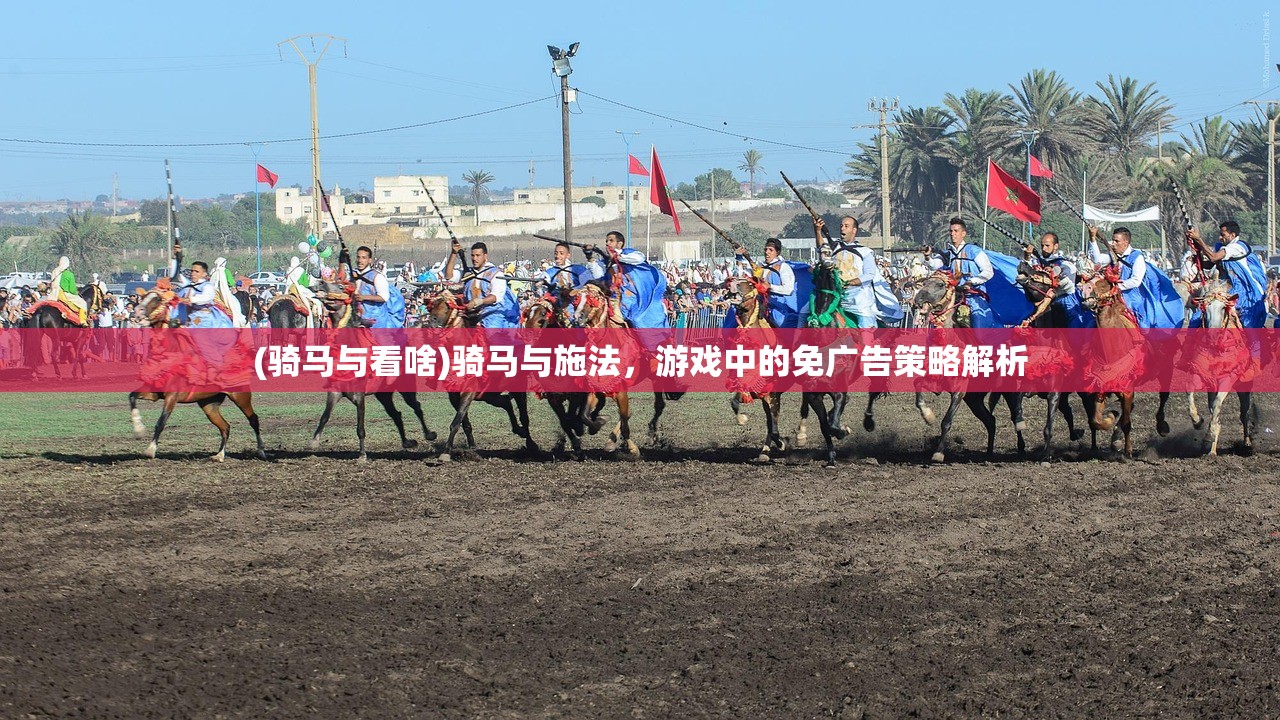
1084, 270, 1139, 329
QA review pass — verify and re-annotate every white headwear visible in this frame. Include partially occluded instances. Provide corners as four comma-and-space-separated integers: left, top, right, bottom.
54, 256, 70, 273
211, 257, 247, 327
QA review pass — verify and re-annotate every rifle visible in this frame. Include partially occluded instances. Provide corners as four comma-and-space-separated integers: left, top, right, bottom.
420, 178, 471, 277
1046, 183, 1090, 226
315, 179, 350, 280
971, 213, 1031, 255
678, 198, 759, 272
1171, 178, 1206, 280
780, 171, 833, 249
164, 159, 183, 279
532, 233, 590, 251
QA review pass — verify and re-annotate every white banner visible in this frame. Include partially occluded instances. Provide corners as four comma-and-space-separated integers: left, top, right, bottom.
1082, 203, 1161, 223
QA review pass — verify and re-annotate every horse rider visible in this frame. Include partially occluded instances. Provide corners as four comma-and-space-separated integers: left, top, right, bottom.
173, 250, 245, 329
539, 241, 590, 294
925, 217, 997, 328
815, 215, 904, 328
352, 245, 406, 328
284, 254, 327, 323
46, 256, 89, 326
732, 237, 807, 328
583, 230, 669, 329
1186, 220, 1269, 329
1023, 231, 1092, 328
1088, 226, 1183, 329
446, 240, 520, 328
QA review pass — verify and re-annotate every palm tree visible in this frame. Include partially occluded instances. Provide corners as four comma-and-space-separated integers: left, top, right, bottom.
1009, 69, 1097, 175
1230, 113, 1269, 206
1138, 150, 1248, 243
1086, 75, 1173, 174
942, 88, 1019, 179
1179, 116, 1235, 161
50, 210, 113, 275
738, 149, 764, 197
461, 169, 494, 226
845, 106, 957, 245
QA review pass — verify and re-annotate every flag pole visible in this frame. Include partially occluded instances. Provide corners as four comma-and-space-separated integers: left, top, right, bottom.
982, 160, 990, 251
1080, 168, 1088, 256
249, 144, 264, 275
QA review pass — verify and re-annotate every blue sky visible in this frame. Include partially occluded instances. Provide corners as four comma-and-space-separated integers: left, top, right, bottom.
1, 0, 1277, 201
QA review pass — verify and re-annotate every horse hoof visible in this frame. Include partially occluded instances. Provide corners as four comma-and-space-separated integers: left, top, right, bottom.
863, 416, 876, 432
144, 443, 157, 459
308, 438, 321, 451
132, 429, 145, 440
921, 408, 936, 426
626, 440, 639, 456
209, 453, 225, 463
439, 453, 452, 463
402, 439, 419, 449
423, 431, 438, 442
755, 453, 771, 463
931, 452, 945, 463
603, 441, 618, 452
795, 434, 808, 449
356, 455, 370, 464
736, 413, 749, 426
257, 451, 270, 460
1157, 420, 1171, 436
1069, 429, 1084, 442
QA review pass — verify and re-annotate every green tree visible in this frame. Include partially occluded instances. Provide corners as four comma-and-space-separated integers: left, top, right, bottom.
780, 212, 844, 240
738, 150, 764, 197
1230, 113, 1270, 206
942, 88, 1018, 183
138, 198, 168, 225
1086, 75, 1173, 174
1179, 116, 1235, 161
1009, 69, 1097, 175
693, 168, 743, 200
727, 221, 770, 256
461, 169, 494, 226
51, 210, 115, 275
578, 196, 606, 207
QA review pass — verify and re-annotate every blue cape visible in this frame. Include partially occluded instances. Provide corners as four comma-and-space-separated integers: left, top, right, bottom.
617, 261, 669, 329
1117, 250, 1184, 329
767, 261, 813, 329
983, 250, 1036, 326
361, 282, 406, 329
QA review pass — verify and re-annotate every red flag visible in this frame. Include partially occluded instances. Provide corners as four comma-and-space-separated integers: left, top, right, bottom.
986, 159, 1041, 224
256, 164, 279, 188
628, 154, 649, 177
320, 193, 330, 213
1029, 155, 1054, 179
649, 147, 681, 235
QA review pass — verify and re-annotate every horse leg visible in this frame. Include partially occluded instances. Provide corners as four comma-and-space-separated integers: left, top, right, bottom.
1204, 391, 1226, 457
757, 393, 783, 463
1005, 393, 1027, 456
146, 393, 181, 459
931, 392, 965, 463
129, 391, 145, 438
373, 392, 415, 449
916, 392, 937, 426
805, 393, 838, 468
228, 392, 268, 460
399, 392, 436, 442
796, 395, 810, 448
966, 393, 999, 458
508, 393, 539, 454
1189, 391, 1203, 430
1058, 393, 1084, 442
607, 392, 637, 456
648, 392, 665, 443
442, 392, 476, 462
1120, 393, 1134, 457
354, 392, 368, 463
548, 396, 582, 457
828, 392, 851, 439
309, 392, 342, 451
1239, 392, 1256, 456
1156, 391, 1171, 436
730, 392, 748, 426
1042, 392, 1058, 463
864, 391, 885, 432
583, 392, 606, 434
198, 396, 231, 463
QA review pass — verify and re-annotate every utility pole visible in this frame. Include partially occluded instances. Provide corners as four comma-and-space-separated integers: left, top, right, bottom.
549, 44, 579, 245
1245, 101, 1279, 259
710, 169, 716, 261
616, 131, 639, 244
868, 97, 898, 249
111, 173, 119, 217
279, 34, 346, 242
528, 159, 534, 189
1013, 128, 1039, 245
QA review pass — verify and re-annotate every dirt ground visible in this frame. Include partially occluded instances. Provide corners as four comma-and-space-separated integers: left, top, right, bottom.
1, 391, 1278, 718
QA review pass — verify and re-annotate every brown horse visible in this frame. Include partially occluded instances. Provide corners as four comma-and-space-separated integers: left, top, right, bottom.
1185, 276, 1257, 456
25, 283, 104, 379
421, 286, 538, 461
562, 283, 639, 456
1015, 259, 1087, 461
521, 293, 597, 458
128, 288, 266, 462
1077, 271, 1138, 457
268, 282, 437, 461
910, 270, 1026, 463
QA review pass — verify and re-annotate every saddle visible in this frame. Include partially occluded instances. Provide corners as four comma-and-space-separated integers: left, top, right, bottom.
29, 300, 89, 327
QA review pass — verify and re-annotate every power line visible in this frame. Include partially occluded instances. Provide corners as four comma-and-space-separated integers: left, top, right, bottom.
576, 90, 855, 156
0, 95, 555, 149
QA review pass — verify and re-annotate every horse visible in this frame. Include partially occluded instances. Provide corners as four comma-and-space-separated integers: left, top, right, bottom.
1015, 260, 1087, 462
909, 269, 1026, 463
794, 261, 856, 465
128, 287, 267, 462
1076, 271, 1139, 457
24, 282, 104, 379
1185, 276, 1257, 456
268, 283, 437, 461
520, 291, 599, 457
421, 286, 538, 462
560, 283, 640, 457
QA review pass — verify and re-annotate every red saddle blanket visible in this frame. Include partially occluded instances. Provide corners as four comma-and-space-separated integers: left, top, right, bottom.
28, 300, 88, 327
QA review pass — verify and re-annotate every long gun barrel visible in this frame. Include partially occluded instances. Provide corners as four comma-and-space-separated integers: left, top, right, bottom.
420, 179, 470, 275
780, 171, 833, 248
677, 199, 736, 247
532, 233, 590, 251
315, 179, 350, 278
164, 159, 182, 278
